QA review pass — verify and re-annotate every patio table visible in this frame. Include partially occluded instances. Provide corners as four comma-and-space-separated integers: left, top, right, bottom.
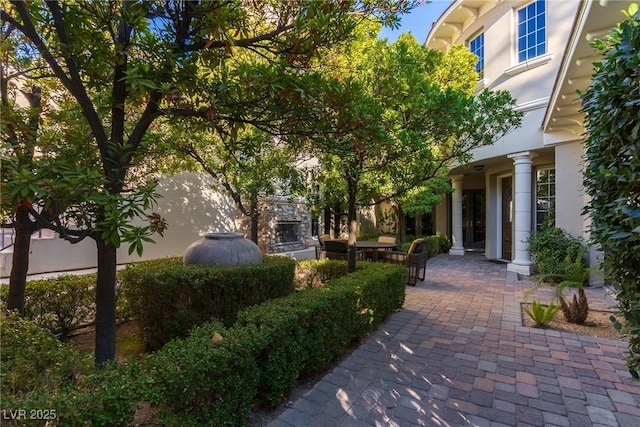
354, 241, 398, 261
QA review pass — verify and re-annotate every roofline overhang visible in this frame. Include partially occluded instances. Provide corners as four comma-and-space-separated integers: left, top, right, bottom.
541, 0, 592, 133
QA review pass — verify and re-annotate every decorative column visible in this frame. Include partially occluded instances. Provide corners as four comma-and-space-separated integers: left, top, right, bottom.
449, 175, 465, 256
507, 152, 535, 275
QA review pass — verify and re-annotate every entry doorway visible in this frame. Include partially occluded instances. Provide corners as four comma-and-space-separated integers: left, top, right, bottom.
501, 177, 513, 261
462, 190, 486, 250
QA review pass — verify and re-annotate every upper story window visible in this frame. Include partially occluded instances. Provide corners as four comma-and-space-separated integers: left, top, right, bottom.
517, 0, 546, 62
468, 32, 484, 79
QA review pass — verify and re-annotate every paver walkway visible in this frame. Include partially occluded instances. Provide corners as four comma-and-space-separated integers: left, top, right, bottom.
268, 253, 640, 427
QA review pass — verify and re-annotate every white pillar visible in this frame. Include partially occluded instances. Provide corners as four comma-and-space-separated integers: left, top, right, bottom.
449, 175, 465, 256
507, 152, 535, 275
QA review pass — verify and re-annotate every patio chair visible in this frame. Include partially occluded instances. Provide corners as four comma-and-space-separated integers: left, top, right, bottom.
384, 238, 427, 286
316, 233, 331, 259
324, 239, 364, 261
376, 235, 397, 260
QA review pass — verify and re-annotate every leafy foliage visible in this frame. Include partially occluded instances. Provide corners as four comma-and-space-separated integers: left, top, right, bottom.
0, 274, 130, 338
0, 311, 92, 399
306, 30, 521, 263
295, 258, 350, 289
1, 0, 411, 363
530, 225, 586, 278
524, 300, 560, 327
581, 3, 640, 377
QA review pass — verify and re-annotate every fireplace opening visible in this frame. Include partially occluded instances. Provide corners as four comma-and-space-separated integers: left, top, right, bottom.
275, 221, 301, 244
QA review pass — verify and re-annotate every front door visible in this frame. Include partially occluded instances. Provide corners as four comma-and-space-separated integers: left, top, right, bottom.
462, 190, 486, 250
502, 177, 513, 261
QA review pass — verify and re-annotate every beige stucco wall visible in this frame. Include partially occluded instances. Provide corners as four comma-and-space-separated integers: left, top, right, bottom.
554, 141, 588, 239
0, 172, 241, 277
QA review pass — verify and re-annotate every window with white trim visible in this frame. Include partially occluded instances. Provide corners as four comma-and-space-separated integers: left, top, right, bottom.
535, 168, 555, 230
468, 32, 484, 79
517, 0, 546, 62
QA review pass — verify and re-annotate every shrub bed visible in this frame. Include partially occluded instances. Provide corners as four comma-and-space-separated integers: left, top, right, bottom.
294, 258, 349, 289
0, 274, 129, 338
120, 255, 296, 350
1, 261, 406, 426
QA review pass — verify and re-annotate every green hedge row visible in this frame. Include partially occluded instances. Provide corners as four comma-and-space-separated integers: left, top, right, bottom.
294, 258, 349, 289
0, 274, 129, 338
400, 234, 451, 256
1, 261, 406, 426
120, 255, 297, 350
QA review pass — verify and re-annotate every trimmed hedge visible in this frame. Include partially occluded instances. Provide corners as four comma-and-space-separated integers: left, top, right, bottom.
0, 274, 129, 338
0, 311, 92, 398
235, 261, 406, 406
2, 261, 406, 426
146, 321, 260, 426
294, 258, 350, 289
400, 234, 450, 256
120, 256, 297, 350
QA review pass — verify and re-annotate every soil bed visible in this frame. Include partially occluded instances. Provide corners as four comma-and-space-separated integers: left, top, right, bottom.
521, 304, 626, 341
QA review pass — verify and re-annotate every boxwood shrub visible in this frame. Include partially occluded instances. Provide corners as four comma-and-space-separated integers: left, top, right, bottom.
121, 255, 296, 350
2, 261, 406, 426
0, 273, 130, 338
145, 321, 260, 426
294, 258, 349, 289
236, 261, 406, 406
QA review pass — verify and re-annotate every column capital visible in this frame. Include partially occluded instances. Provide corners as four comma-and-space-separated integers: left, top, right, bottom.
507, 151, 537, 163
450, 174, 464, 183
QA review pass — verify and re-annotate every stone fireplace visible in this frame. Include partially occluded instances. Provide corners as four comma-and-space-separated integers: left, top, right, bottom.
257, 195, 310, 253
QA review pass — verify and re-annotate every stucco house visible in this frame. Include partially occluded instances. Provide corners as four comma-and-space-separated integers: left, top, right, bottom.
422, 0, 633, 277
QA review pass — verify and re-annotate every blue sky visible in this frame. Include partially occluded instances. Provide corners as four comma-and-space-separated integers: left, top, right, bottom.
378, 0, 454, 44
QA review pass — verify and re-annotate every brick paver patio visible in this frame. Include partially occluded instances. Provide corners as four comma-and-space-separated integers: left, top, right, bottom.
268, 253, 640, 427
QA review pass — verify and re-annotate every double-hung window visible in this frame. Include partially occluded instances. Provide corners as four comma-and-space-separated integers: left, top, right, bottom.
468, 32, 484, 79
517, 0, 546, 62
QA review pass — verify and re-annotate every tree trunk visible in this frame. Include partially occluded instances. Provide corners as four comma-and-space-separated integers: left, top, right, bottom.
415, 215, 422, 237
333, 203, 342, 237
347, 190, 358, 273
95, 238, 117, 365
7, 206, 36, 315
250, 212, 259, 244
323, 207, 332, 235
397, 206, 407, 244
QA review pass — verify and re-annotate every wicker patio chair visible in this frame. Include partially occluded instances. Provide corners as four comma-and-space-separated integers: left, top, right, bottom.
324, 239, 364, 261
316, 233, 331, 259
384, 238, 427, 286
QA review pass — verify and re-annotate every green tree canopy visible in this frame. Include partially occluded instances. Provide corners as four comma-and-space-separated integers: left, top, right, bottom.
1, 0, 410, 364
306, 27, 522, 268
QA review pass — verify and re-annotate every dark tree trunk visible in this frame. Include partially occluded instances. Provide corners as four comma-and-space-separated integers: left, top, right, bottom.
347, 187, 358, 273
94, 238, 117, 365
7, 206, 36, 315
397, 206, 407, 244
250, 213, 259, 244
333, 203, 342, 237
415, 215, 422, 237
323, 207, 332, 234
